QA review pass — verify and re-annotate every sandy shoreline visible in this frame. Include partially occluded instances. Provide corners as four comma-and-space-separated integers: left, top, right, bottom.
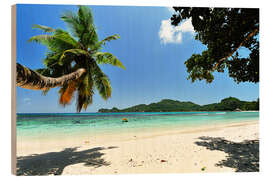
16, 120, 259, 175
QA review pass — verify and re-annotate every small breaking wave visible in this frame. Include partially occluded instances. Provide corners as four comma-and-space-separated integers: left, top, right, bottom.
216, 112, 226, 115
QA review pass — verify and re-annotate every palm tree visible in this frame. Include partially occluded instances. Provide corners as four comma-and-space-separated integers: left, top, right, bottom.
24, 5, 125, 112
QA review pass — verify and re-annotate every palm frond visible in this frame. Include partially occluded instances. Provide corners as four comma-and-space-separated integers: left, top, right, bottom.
91, 34, 120, 51
79, 72, 95, 111
75, 71, 95, 112
76, 92, 86, 112
32, 24, 55, 32
99, 34, 120, 46
43, 52, 62, 67
61, 10, 81, 38
28, 35, 53, 44
59, 81, 77, 105
90, 61, 112, 100
54, 29, 79, 48
61, 6, 98, 49
78, 5, 94, 27
59, 49, 89, 65
84, 27, 98, 49
94, 52, 126, 70
82, 96, 93, 110
78, 6, 98, 47
82, 73, 94, 97
29, 30, 78, 53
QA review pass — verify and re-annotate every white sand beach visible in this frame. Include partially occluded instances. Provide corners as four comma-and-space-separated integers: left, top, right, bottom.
16, 120, 259, 175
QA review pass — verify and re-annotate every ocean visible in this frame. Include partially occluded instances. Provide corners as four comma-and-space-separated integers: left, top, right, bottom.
16, 111, 259, 139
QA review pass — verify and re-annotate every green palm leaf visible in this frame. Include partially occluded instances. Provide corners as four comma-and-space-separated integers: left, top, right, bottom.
61, 6, 98, 49
90, 61, 112, 100
100, 34, 120, 45
32, 24, 55, 32
54, 29, 79, 48
91, 34, 120, 51
76, 73, 94, 112
28, 34, 53, 44
59, 49, 90, 65
61, 10, 81, 37
29, 30, 78, 53
94, 52, 126, 70
43, 52, 62, 67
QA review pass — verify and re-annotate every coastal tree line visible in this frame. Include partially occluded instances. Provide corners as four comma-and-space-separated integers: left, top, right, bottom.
99, 97, 259, 112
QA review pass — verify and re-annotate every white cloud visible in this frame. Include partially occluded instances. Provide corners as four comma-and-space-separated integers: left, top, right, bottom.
159, 18, 194, 44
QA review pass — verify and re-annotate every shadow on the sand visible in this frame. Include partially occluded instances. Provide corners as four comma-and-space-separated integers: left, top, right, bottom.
195, 136, 259, 172
16, 146, 118, 175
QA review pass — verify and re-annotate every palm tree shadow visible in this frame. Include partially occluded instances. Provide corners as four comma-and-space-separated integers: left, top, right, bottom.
194, 136, 259, 172
16, 146, 118, 175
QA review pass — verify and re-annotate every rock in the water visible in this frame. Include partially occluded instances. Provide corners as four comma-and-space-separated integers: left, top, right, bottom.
122, 118, 128, 122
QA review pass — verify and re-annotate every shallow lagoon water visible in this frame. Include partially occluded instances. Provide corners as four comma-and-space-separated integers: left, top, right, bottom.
17, 111, 259, 138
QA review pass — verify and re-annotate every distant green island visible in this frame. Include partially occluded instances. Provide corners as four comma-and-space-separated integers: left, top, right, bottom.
98, 97, 259, 112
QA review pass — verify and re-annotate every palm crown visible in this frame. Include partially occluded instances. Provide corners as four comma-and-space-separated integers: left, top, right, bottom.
29, 6, 125, 112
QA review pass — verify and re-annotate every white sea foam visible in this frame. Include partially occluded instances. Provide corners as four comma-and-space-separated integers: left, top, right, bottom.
216, 112, 226, 115
194, 113, 209, 116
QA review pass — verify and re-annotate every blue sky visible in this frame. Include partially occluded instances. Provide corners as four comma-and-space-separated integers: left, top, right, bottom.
16, 4, 259, 113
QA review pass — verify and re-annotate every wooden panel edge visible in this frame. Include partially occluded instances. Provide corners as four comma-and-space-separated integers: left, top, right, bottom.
11, 4, 17, 176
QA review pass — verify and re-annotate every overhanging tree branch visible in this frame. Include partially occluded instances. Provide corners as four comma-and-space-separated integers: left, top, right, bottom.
212, 28, 259, 71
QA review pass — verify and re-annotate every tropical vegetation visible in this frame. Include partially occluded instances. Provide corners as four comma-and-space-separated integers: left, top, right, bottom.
170, 7, 259, 83
24, 6, 125, 112
98, 97, 259, 112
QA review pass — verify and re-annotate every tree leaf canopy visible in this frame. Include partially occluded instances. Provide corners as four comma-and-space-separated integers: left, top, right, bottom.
171, 7, 259, 83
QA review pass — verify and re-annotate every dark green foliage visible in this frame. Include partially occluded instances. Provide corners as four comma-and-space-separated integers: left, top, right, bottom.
98, 97, 259, 112
220, 97, 242, 111
198, 97, 259, 111
120, 99, 201, 112
170, 7, 259, 83
99, 107, 120, 113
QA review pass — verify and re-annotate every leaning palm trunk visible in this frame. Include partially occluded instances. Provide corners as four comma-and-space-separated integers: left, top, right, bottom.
16, 63, 86, 90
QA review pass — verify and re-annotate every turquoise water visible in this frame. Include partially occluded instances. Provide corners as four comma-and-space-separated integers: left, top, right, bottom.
17, 111, 259, 138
